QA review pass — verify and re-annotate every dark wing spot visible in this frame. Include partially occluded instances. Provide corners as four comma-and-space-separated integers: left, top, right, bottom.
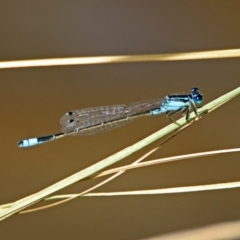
67, 111, 73, 115
69, 119, 75, 123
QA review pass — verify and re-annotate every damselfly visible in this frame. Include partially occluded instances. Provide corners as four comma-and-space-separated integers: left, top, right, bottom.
18, 87, 203, 148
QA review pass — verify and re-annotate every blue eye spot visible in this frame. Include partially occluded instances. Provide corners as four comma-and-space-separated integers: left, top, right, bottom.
194, 95, 203, 104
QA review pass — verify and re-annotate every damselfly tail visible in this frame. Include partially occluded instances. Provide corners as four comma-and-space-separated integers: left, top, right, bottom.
18, 133, 64, 148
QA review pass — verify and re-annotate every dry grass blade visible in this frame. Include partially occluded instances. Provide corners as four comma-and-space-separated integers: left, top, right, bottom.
142, 219, 240, 240
89, 148, 240, 179
0, 148, 238, 208
0, 86, 239, 221
45, 181, 240, 199
0, 49, 240, 69
30, 148, 240, 202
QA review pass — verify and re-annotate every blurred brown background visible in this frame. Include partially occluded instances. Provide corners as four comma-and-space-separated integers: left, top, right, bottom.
0, 1, 240, 239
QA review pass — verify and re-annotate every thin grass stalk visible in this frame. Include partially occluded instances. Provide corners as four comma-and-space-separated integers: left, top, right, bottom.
45, 181, 240, 199
1, 147, 239, 210
0, 49, 240, 69
142, 219, 240, 240
90, 148, 240, 179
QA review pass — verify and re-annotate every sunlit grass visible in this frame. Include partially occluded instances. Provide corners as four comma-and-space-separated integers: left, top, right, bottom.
0, 49, 240, 69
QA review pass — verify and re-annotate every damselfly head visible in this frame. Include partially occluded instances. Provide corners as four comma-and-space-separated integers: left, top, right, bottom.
191, 87, 203, 105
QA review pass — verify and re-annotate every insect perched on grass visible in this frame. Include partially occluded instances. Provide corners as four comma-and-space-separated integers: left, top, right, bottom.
18, 87, 203, 148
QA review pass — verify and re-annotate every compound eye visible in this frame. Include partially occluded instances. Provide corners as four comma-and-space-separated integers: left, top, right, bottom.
194, 95, 203, 104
